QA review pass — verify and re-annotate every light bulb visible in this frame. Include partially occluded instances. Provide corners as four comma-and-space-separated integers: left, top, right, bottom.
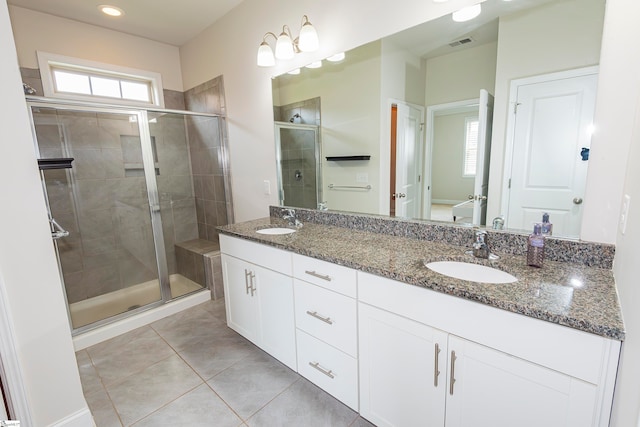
298, 21, 319, 52
257, 41, 275, 67
305, 61, 322, 69
275, 31, 295, 60
326, 52, 345, 62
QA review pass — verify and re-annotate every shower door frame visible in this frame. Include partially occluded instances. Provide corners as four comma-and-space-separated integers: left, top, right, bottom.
26, 97, 222, 334
274, 121, 322, 208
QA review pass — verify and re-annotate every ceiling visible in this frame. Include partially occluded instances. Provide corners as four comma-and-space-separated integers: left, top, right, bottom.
7, 0, 245, 46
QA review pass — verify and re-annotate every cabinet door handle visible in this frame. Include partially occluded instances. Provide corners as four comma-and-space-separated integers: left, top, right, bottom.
306, 310, 334, 325
249, 272, 256, 296
434, 343, 441, 387
305, 270, 332, 281
309, 361, 335, 379
244, 269, 251, 295
449, 350, 457, 395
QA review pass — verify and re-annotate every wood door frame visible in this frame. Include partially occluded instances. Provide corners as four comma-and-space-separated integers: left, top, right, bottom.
390, 105, 398, 216
500, 66, 599, 219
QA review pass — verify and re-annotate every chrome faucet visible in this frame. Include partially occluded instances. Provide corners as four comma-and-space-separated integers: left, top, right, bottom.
282, 208, 303, 228
472, 230, 490, 259
492, 216, 505, 230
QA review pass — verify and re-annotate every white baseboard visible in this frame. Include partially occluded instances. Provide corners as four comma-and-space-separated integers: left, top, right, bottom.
73, 290, 211, 350
48, 407, 94, 427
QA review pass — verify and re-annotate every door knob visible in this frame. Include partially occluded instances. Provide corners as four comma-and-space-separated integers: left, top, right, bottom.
573, 197, 583, 205
397, 193, 406, 198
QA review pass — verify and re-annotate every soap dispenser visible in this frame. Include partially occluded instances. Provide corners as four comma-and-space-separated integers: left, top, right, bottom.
541, 213, 553, 236
527, 223, 545, 268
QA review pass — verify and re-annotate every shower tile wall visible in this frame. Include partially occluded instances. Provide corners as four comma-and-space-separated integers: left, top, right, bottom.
184, 76, 232, 242
273, 96, 321, 125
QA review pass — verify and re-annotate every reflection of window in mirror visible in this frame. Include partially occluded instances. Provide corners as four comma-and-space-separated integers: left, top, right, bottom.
463, 117, 479, 177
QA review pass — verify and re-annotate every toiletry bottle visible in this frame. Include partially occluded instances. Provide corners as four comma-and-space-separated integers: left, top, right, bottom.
527, 223, 545, 267
541, 213, 553, 236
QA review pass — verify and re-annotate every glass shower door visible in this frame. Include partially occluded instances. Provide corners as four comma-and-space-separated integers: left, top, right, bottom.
32, 106, 164, 330
275, 122, 321, 209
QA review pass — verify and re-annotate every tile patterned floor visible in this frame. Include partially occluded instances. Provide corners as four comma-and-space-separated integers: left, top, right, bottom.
76, 298, 375, 426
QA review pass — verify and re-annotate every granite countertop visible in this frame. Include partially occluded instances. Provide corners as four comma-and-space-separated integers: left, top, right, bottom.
218, 217, 625, 341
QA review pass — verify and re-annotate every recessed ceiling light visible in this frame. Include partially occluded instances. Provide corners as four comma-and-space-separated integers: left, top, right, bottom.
99, 5, 124, 17
452, 4, 481, 22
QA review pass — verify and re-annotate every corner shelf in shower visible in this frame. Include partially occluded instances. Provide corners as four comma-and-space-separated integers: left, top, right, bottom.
37, 157, 74, 170
325, 155, 371, 161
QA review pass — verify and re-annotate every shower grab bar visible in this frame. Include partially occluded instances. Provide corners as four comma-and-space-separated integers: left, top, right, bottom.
49, 216, 69, 240
328, 184, 372, 190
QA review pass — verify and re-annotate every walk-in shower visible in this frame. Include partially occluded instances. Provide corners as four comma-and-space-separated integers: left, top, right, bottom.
28, 99, 228, 333
274, 121, 321, 209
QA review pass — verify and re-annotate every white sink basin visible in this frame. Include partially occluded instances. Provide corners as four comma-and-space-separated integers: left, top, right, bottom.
425, 261, 517, 284
256, 227, 297, 235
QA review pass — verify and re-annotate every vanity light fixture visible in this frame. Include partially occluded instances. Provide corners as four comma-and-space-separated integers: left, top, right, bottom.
257, 15, 319, 67
99, 5, 124, 17
287, 68, 301, 75
452, 3, 482, 22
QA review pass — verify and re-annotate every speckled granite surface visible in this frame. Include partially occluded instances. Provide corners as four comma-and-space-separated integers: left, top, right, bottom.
270, 206, 615, 269
219, 217, 625, 341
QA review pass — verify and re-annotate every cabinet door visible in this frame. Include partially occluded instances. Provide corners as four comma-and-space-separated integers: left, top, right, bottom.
445, 335, 598, 427
221, 254, 259, 342
254, 264, 297, 370
359, 303, 447, 427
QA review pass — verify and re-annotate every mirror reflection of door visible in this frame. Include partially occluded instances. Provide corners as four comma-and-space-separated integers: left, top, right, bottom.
504, 67, 597, 237
274, 122, 322, 209
424, 89, 493, 226
390, 102, 424, 218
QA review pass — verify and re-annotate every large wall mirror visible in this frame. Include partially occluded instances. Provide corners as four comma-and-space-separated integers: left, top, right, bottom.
272, 0, 605, 239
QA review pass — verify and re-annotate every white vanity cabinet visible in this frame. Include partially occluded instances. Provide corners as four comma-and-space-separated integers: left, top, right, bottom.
292, 254, 359, 410
220, 234, 296, 370
358, 272, 620, 427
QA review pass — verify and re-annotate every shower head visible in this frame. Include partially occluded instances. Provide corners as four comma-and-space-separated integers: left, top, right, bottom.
289, 113, 301, 123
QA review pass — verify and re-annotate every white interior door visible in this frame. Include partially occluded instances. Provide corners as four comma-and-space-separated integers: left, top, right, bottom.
395, 102, 423, 218
471, 90, 494, 225
505, 70, 597, 237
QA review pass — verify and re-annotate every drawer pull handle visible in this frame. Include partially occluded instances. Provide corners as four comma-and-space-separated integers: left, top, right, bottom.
309, 361, 335, 379
449, 350, 457, 395
434, 343, 441, 387
305, 270, 332, 281
306, 310, 334, 325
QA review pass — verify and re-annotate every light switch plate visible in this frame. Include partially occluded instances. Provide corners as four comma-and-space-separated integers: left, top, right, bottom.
263, 180, 271, 195
356, 173, 369, 183
620, 194, 631, 235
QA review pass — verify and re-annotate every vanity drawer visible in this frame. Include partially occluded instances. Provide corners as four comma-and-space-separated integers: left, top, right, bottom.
292, 253, 357, 297
294, 279, 357, 357
296, 329, 358, 411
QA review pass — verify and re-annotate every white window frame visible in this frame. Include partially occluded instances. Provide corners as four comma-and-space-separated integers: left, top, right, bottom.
37, 51, 165, 108
462, 116, 479, 178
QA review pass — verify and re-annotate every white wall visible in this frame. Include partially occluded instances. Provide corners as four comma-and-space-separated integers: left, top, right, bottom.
604, 0, 640, 423
179, 0, 480, 222
9, 5, 184, 91
487, 0, 606, 232
273, 41, 382, 214
0, 1, 90, 425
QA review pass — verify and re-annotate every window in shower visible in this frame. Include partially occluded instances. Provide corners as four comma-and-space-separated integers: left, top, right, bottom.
37, 51, 164, 107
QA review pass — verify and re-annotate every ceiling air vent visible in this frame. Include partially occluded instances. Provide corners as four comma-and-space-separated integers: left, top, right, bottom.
448, 37, 475, 48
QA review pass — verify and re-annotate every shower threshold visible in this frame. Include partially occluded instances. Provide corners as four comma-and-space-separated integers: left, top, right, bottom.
70, 274, 203, 329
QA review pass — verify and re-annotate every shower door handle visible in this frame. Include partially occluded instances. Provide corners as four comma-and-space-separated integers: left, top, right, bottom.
49, 217, 69, 240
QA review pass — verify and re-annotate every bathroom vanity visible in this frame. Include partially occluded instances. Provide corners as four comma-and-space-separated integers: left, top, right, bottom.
218, 211, 623, 427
